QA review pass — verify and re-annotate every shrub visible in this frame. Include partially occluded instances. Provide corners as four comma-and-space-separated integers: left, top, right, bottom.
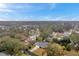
0, 37, 26, 55
46, 43, 65, 56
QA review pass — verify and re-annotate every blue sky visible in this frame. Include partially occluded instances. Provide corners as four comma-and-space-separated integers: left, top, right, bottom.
0, 3, 79, 21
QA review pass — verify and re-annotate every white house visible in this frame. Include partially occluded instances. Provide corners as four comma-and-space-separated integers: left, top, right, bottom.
30, 35, 37, 41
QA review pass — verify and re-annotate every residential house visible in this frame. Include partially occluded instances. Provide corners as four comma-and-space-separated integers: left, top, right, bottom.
45, 34, 53, 42
63, 31, 72, 37
52, 32, 64, 40
34, 42, 48, 48
29, 35, 37, 41
52, 30, 72, 40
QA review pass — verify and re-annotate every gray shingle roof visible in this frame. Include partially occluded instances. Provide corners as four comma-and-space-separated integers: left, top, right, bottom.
34, 42, 48, 48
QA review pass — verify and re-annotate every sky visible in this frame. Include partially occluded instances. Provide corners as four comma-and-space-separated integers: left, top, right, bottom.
0, 3, 79, 21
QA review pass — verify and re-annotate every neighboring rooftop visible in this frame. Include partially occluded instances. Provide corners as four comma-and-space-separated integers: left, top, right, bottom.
34, 42, 48, 48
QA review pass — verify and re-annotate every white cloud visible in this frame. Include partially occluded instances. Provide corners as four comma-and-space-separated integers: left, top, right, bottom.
0, 3, 7, 8
0, 3, 14, 12
0, 18, 9, 21
71, 16, 79, 21
13, 3, 56, 12
0, 3, 57, 13
14, 4, 32, 9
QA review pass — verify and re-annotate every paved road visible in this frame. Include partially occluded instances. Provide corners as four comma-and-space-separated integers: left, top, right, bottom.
0, 52, 9, 56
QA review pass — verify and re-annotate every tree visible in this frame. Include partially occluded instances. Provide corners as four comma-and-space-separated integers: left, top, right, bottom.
9, 33, 15, 38
70, 32, 79, 41
0, 37, 26, 55
46, 43, 65, 56
58, 37, 71, 46
36, 36, 43, 42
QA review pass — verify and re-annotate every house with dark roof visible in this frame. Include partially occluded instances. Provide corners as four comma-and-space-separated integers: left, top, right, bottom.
34, 42, 48, 48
